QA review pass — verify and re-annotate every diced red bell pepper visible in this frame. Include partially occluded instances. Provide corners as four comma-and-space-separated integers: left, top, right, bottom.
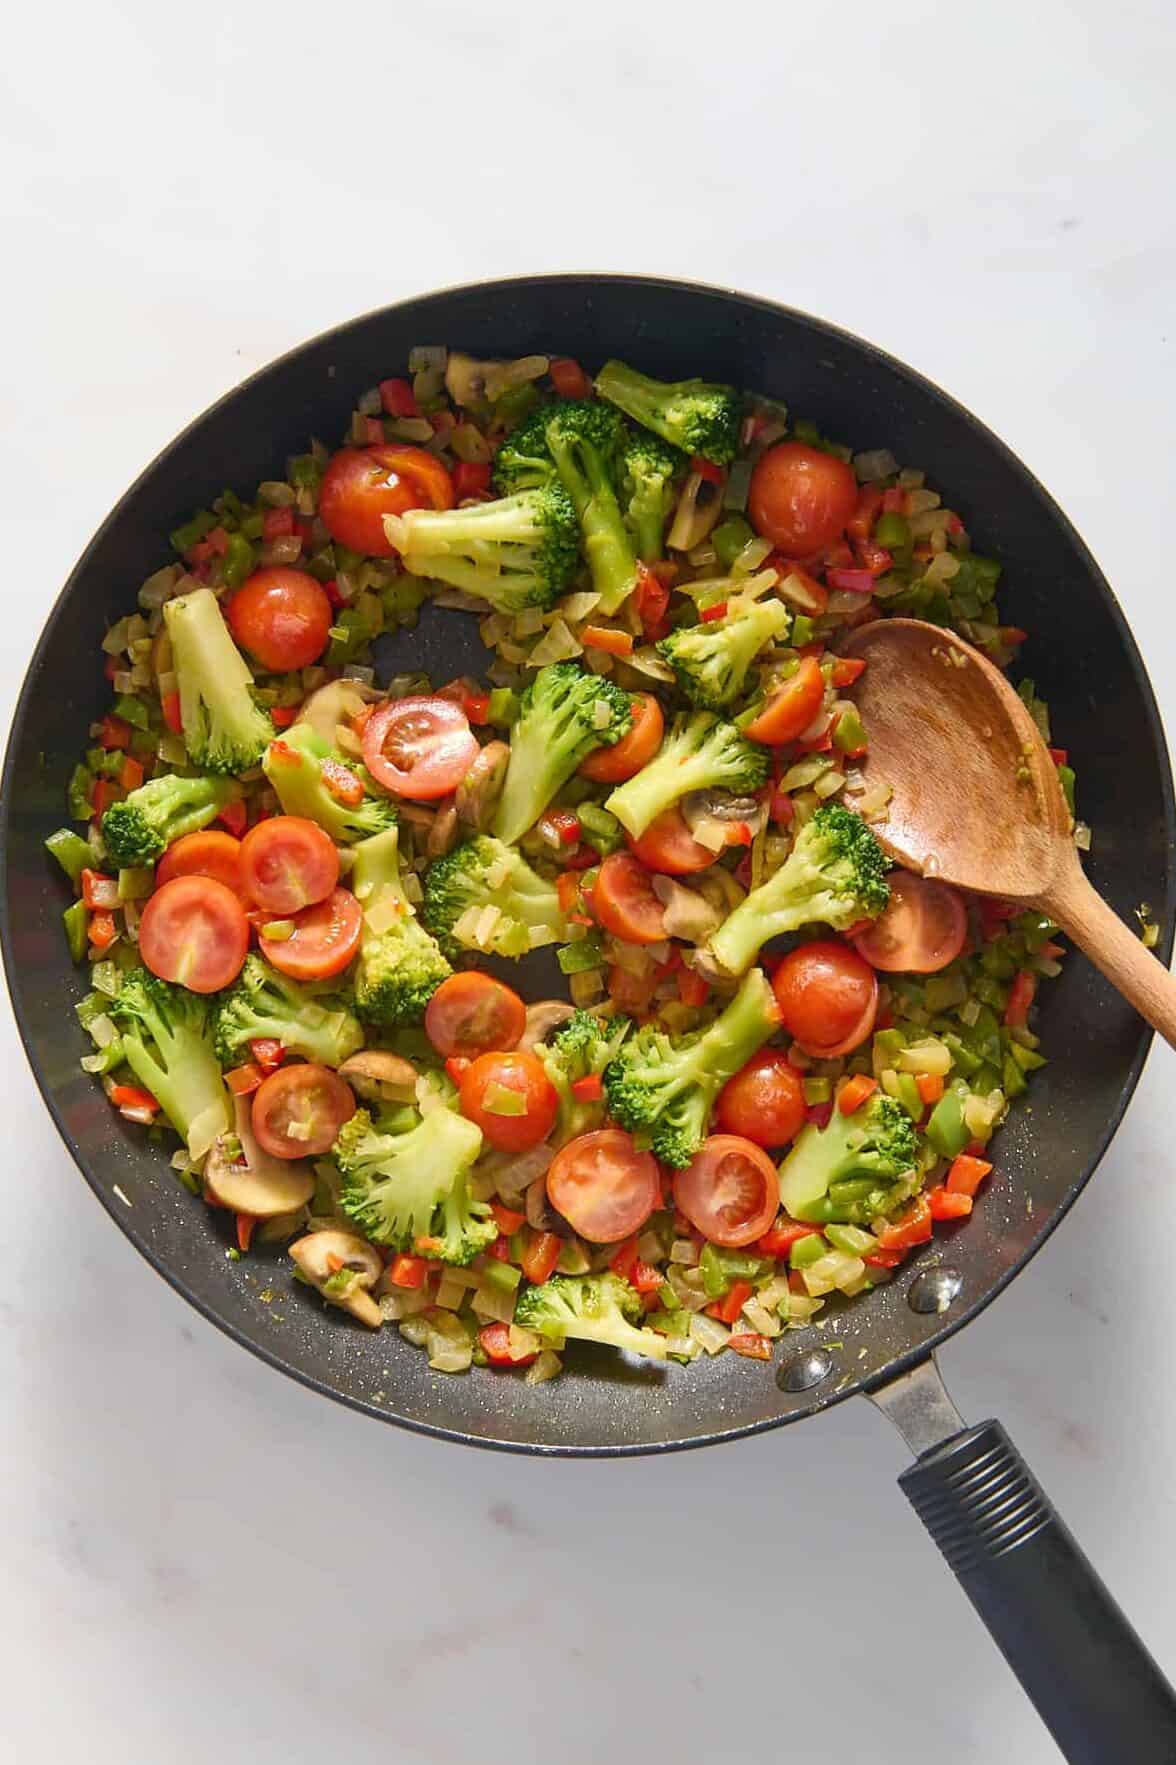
677, 968, 710, 1009
607, 964, 658, 1016
549, 357, 592, 399
915, 1073, 945, 1107
946, 1153, 993, 1196
830, 657, 867, 688
520, 1230, 562, 1286
699, 600, 728, 623
262, 507, 295, 540
445, 1056, 471, 1085
121, 756, 146, 792
98, 714, 132, 751
864, 1247, 906, 1270
218, 798, 248, 838
1049, 747, 1069, 767
610, 1237, 640, 1281
88, 910, 118, 950
103, 653, 123, 684
479, 1322, 538, 1368
82, 869, 120, 910
632, 1259, 663, 1295
271, 705, 298, 728
928, 1186, 973, 1221
728, 1333, 772, 1360
635, 562, 671, 639
856, 542, 893, 576
582, 626, 635, 657
838, 1073, 878, 1115
236, 1212, 256, 1252
875, 1194, 933, 1252
713, 1279, 755, 1325
490, 1201, 527, 1236
486, 1234, 513, 1262
250, 1038, 284, 1073
110, 1083, 159, 1112
323, 579, 345, 611
161, 691, 183, 735
847, 485, 883, 546
389, 1253, 428, 1289
825, 568, 876, 594
881, 487, 906, 514
691, 457, 726, 485
379, 378, 419, 418
563, 845, 600, 872
570, 1073, 603, 1103
90, 779, 123, 819
452, 462, 491, 500
1004, 970, 1037, 1027
805, 1103, 834, 1129
756, 1218, 822, 1258
542, 810, 582, 846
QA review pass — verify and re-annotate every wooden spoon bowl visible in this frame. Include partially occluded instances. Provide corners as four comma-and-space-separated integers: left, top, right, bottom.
843, 618, 1176, 1047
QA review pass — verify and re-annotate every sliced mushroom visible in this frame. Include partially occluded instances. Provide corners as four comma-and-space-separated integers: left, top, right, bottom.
426, 799, 459, 858
667, 473, 724, 552
295, 679, 380, 753
684, 946, 744, 991
444, 352, 549, 409
204, 1096, 315, 1218
289, 1230, 384, 1329
454, 740, 509, 830
337, 1050, 419, 1105
519, 999, 577, 1050
696, 867, 746, 917
651, 876, 722, 943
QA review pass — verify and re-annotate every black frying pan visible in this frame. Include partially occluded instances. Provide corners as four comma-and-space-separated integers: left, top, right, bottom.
3, 276, 1175, 1761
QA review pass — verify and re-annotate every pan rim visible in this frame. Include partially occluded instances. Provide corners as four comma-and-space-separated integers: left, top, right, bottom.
3, 272, 1172, 1456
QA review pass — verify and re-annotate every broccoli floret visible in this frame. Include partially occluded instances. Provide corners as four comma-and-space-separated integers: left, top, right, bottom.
658, 595, 792, 711
778, 1093, 919, 1223
539, 1009, 632, 1145
350, 826, 452, 1025
333, 1105, 492, 1264
603, 968, 780, 1168
422, 835, 566, 959
101, 772, 238, 867
491, 662, 632, 845
384, 482, 579, 614
162, 587, 274, 774
213, 954, 364, 1069
620, 429, 684, 563
595, 360, 741, 465
515, 1272, 668, 1360
262, 722, 397, 844
491, 399, 561, 493
604, 712, 769, 839
543, 399, 639, 614
108, 968, 230, 1158
708, 804, 890, 975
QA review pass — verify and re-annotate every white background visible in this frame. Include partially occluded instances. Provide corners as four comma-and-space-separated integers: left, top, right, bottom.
3, 3, 1175, 1759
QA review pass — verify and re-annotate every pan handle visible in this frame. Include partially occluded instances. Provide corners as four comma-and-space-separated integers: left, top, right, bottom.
871, 1357, 1176, 1764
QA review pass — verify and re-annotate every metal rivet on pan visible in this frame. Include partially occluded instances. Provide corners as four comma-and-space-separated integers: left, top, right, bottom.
907, 1267, 963, 1315
777, 1348, 834, 1393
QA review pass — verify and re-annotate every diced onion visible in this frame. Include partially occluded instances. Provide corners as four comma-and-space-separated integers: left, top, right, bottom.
689, 1313, 731, 1355
524, 1349, 563, 1385
408, 344, 448, 373
722, 458, 753, 511
853, 448, 898, 482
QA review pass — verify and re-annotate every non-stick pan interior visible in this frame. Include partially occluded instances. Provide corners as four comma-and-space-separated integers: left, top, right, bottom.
3, 276, 1171, 1452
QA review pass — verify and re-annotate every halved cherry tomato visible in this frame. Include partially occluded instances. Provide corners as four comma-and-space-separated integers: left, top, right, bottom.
546, 1128, 660, 1244
580, 693, 664, 783
259, 886, 362, 980
251, 1062, 356, 1160
672, 1135, 780, 1249
771, 939, 878, 1057
715, 1050, 806, 1148
138, 875, 249, 993
749, 442, 859, 558
591, 852, 667, 946
226, 568, 332, 672
155, 830, 244, 895
628, 805, 716, 875
851, 872, 968, 974
239, 816, 339, 915
458, 1051, 558, 1153
362, 697, 479, 800
424, 972, 526, 1059
318, 445, 454, 556
743, 657, 826, 745
479, 1322, 539, 1368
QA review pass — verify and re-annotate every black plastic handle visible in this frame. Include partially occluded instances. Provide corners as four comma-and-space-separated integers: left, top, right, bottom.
900, 1419, 1176, 1763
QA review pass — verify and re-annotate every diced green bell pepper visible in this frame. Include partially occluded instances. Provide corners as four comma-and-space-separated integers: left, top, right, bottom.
925, 1088, 969, 1159
558, 935, 604, 975
63, 899, 88, 963
712, 515, 755, 570
45, 828, 92, 886
222, 531, 255, 589
790, 1231, 829, 1269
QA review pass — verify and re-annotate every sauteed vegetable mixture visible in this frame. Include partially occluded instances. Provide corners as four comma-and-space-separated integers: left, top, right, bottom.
48, 347, 1078, 1380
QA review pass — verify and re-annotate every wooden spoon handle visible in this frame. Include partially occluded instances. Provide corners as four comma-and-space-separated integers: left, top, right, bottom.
1040, 869, 1176, 1049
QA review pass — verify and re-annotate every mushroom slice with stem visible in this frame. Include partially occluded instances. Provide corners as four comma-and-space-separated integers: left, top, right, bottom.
336, 1050, 419, 1106
651, 876, 722, 943
455, 741, 509, 831
289, 1230, 384, 1329
204, 1095, 315, 1218
519, 999, 577, 1050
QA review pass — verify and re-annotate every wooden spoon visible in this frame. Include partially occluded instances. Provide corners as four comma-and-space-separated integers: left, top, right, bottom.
842, 617, 1176, 1047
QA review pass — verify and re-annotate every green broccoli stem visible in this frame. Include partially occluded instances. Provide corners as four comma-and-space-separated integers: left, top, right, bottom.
263, 723, 396, 844
491, 666, 631, 846
109, 974, 230, 1158
163, 587, 274, 774
546, 431, 638, 614
604, 715, 762, 838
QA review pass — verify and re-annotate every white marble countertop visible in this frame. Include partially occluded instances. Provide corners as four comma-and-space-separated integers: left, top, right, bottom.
4, 2, 1175, 1758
